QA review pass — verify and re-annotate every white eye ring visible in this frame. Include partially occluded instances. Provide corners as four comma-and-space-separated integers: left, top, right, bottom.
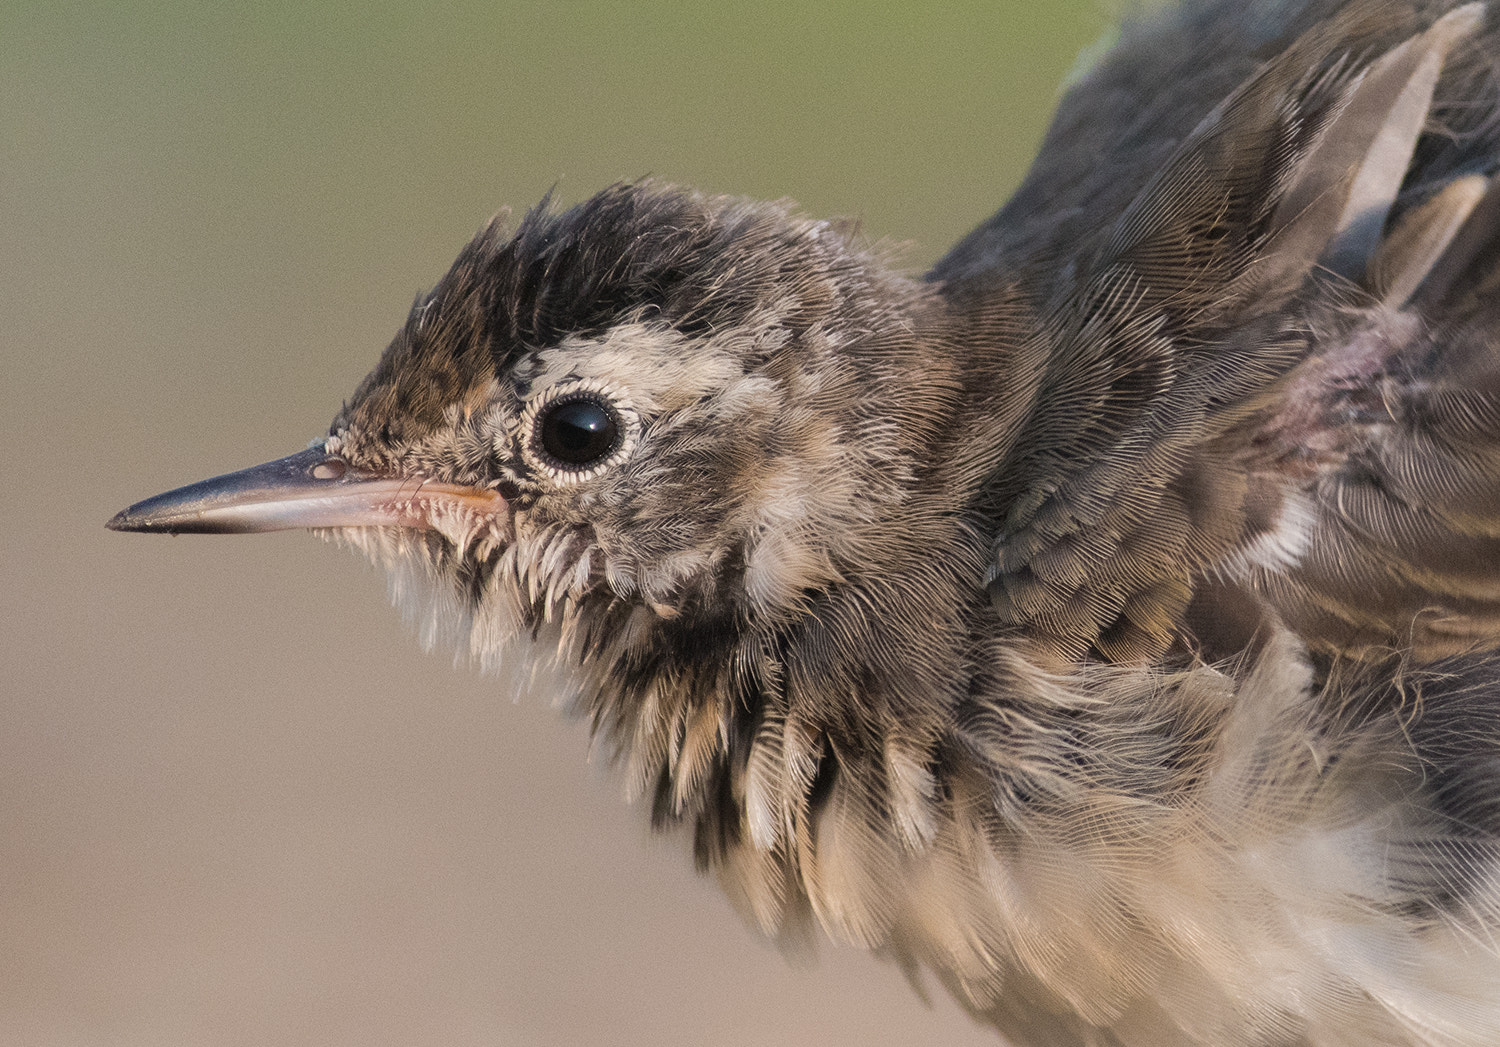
519, 380, 640, 485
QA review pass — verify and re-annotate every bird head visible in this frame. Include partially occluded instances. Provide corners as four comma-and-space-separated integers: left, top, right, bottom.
109, 183, 994, 825
328, 181, 956, 628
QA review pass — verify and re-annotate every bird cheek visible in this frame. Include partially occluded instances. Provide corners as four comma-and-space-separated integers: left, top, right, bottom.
596, 537, 718, 620
420, 497, 514, 560
744, 527, 841, 618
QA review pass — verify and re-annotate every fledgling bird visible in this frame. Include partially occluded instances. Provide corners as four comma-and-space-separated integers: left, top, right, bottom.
110, 0, 1500, 1042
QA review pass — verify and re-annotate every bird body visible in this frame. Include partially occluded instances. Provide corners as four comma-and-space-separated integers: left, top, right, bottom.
111, 1, 1500, 1043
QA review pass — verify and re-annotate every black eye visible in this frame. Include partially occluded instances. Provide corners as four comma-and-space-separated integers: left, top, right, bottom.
538, 396, 620, 467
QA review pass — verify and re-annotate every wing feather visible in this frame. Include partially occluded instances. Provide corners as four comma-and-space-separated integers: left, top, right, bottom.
953, 2, 1500, 662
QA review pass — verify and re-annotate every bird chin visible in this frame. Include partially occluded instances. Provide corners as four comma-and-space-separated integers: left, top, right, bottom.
313, 524, 592, 708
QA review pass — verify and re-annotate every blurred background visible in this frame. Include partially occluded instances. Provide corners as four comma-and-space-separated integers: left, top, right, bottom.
2, 2, 1106, 1044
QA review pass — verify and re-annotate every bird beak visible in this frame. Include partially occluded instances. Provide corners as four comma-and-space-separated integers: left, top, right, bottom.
106, 444, 509, 535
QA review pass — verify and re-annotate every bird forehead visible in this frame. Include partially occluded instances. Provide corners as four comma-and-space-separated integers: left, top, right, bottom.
333, 355, 499, 458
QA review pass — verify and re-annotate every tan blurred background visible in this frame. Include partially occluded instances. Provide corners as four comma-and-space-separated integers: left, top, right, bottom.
2, 2, 1106, 1044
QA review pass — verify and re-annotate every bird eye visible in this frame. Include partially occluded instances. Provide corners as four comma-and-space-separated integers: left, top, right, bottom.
537, 395, 620, 468
519, 382, 639, 484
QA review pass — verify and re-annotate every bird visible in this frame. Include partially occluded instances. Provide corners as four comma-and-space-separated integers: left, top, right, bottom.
108, 0, 1500, 1042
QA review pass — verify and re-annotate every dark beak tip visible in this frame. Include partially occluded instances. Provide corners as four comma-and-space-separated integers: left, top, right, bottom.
105, 508, 172, 534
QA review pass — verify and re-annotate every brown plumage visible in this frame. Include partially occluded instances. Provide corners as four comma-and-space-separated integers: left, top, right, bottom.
110, 1, 1500, 1043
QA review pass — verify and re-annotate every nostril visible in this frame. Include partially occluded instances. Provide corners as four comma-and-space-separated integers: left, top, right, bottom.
312, 459, 347, 481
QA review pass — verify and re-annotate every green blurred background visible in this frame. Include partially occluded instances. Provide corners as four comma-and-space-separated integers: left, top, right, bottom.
2, 2, 1107, 1044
